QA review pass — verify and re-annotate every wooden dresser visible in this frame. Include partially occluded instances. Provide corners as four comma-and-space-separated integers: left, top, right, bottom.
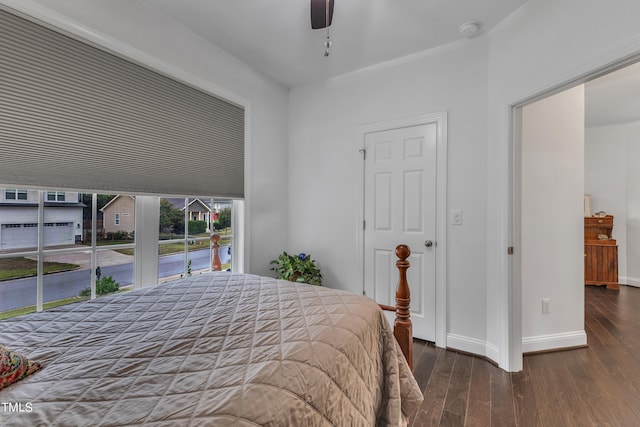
584, 215, 619, 290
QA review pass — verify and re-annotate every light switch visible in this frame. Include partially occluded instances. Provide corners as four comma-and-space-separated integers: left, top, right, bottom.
451, 210, 462, 225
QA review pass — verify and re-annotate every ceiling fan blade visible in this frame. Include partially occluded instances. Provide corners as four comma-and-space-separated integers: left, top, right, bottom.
311, 0, 334, 29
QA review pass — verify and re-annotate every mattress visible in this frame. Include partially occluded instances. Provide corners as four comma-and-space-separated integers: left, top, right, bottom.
0, 273, 423, 426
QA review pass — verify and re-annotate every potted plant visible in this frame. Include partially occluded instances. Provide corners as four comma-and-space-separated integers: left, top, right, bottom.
270, 252, 322, 286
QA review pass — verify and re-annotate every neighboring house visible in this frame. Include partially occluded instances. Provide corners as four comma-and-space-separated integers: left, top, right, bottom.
187, 199, 212, 223
100, 195, 135, 234
166, 198, 213, 224
167, 198, 233, 232
0, 189, 84, 251
103, 197, 220, 234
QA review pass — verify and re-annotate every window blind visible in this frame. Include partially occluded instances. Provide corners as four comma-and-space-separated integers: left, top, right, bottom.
0, 8, 244, 198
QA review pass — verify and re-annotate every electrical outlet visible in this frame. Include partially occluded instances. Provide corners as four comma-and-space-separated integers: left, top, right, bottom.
542, 298, 550, 314
451, 210, 463, 225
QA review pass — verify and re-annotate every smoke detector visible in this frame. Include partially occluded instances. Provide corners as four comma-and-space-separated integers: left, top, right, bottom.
458, 21, 479, 38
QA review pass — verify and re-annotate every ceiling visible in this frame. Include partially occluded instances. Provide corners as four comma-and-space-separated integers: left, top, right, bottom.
144, 0, 527, 89
139, 1, 640, 128
29, 0, 640, 127
585, 62, 640, 128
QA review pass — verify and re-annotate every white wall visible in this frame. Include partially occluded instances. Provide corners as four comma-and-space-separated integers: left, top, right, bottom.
521, 86, 586, 351
1, 0, 290, 276
628, 131, 640, 283
585, 123, 640, 285
585, 126, 628, 282
289, 39, 489, 348
487, 0, 640, 370
290, 0, 640, 368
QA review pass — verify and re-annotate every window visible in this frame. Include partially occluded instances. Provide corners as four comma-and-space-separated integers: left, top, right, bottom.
0, 187, 241, 319
5, 189, 27, 200
0, 189, 136, 319
46, 191, 65, 201
157, 197, 234, 284
115, 213, 120, 225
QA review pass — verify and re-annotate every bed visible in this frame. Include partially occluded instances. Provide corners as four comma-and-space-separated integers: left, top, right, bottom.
0, 247, 423, 426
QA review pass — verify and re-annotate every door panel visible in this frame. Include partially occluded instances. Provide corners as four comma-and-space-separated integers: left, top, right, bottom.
404, 171, 423, 232
364, 124, 437, 341
374, 173, 392, 230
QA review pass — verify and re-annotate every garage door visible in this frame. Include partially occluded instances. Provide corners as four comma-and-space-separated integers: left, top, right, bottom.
0, 222, 74, 250
0, 223, 37, 250
44, 222, 74, 247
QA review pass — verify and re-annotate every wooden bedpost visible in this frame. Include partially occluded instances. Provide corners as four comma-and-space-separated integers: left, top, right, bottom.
394, 244, 413, 370
211, 234, 222, 271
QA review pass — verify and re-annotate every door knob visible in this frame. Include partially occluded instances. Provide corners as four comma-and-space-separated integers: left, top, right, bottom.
424, 240, 433, 247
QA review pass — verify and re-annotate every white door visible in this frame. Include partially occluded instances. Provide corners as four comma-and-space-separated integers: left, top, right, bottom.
364, 124, 437, 341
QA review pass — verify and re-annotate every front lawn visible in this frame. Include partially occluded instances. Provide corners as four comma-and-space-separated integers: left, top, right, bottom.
114, 235, 231, 257
0, 257, 80, 281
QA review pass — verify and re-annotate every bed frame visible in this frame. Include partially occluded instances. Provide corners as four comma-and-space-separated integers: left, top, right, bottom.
379, 244, 413, 370
211, 236, 414, 370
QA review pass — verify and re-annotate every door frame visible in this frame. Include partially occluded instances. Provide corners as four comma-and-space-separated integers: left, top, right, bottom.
355, 112, 448, 348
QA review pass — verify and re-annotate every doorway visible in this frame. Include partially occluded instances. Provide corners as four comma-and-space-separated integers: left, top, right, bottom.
512, 59, 640, 360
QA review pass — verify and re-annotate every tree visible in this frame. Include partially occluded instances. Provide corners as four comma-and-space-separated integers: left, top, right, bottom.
215, 207, 232, 232
159, 199, 184, 234
81, 194, 116, 220
188, 220, 207, 234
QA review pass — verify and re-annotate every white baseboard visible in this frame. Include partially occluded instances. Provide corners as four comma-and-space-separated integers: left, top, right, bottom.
485, 342, 499, 363
522, 330, 587, 353
446, 331, 587, 364
621, 276, 640, 287
446, 333, 500, 365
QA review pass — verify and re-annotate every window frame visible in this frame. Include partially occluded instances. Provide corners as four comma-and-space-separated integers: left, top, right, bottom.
46, 191, 65, 201
5, 189, 27, 200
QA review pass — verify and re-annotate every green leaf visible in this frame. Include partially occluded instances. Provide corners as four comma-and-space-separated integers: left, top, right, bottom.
269, 251, 322, 286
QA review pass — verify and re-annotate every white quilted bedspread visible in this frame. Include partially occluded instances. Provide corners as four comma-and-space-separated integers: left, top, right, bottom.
0, 273, 423, 426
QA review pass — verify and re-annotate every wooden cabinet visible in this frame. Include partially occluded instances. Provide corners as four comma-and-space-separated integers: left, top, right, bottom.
584, 215, 619, 290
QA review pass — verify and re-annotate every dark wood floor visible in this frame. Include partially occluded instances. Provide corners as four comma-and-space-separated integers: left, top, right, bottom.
410, 285, 640, 426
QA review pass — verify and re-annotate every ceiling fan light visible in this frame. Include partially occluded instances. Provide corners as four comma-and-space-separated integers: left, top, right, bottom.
311, 0, 334, 29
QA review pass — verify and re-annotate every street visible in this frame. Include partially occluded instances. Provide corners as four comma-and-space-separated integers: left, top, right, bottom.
0, 245, 230, 312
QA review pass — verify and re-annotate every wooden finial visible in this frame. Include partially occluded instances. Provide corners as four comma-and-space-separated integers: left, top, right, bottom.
211, 234, 221, 271
394, 244, 413, 370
